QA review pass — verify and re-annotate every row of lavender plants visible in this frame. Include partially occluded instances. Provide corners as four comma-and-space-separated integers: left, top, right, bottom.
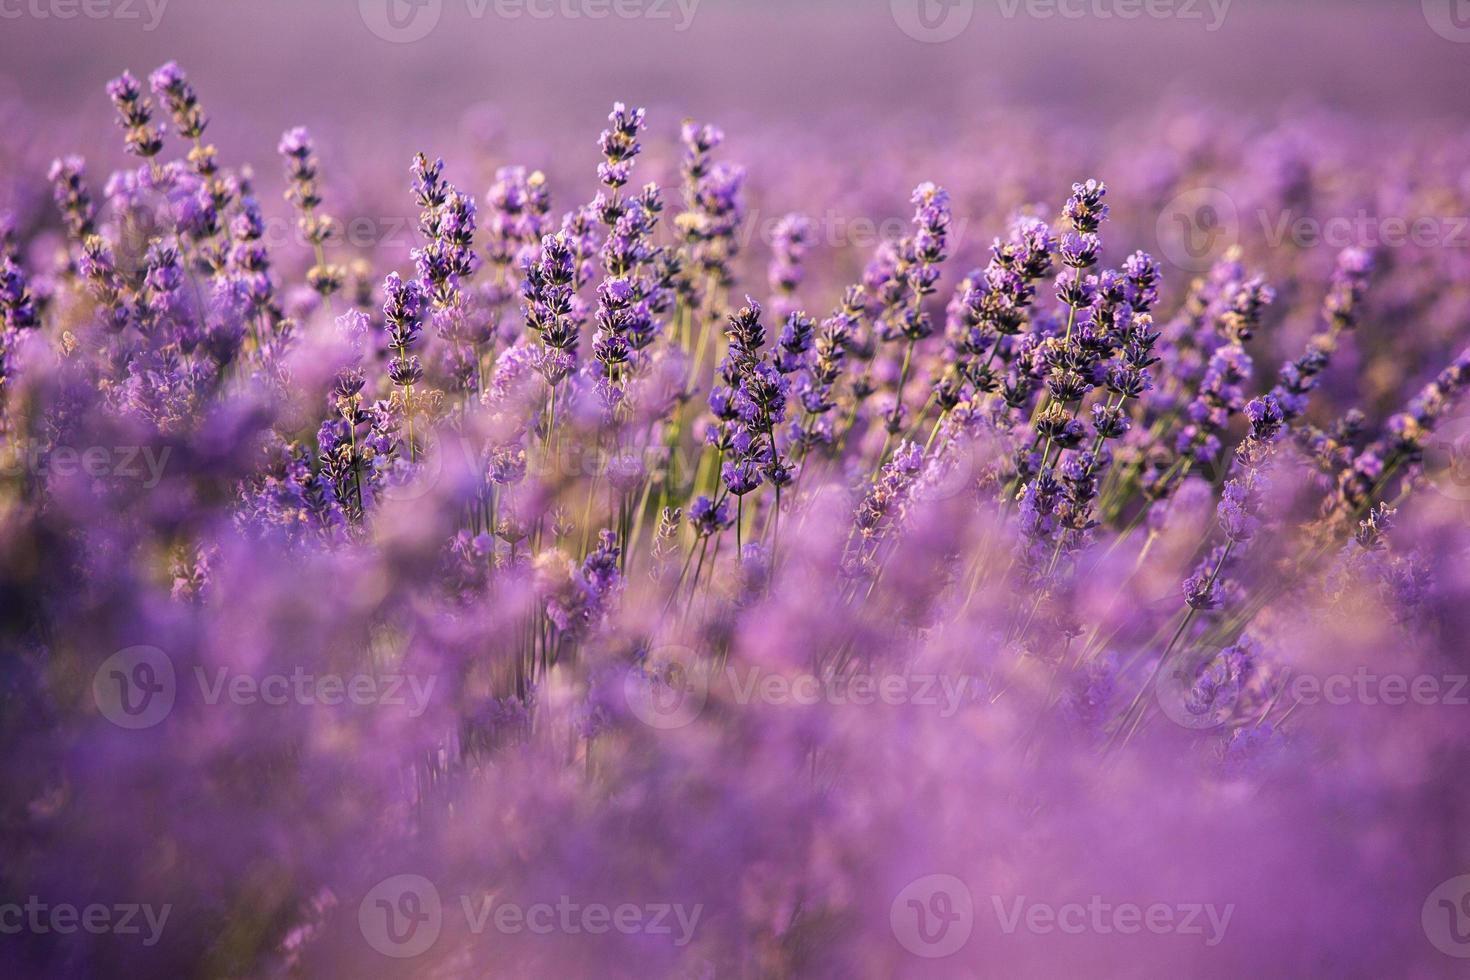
1, 64, 1469, 978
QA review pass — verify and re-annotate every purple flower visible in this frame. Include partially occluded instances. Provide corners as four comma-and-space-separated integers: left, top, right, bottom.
1062, 178, 1109, 233
689, 494, 733, 536
149, 60, 207, 140
597, 102, 645, 191
721, 458, 762, 496
1245, 395, 1285, 443
106, 70, 164, 158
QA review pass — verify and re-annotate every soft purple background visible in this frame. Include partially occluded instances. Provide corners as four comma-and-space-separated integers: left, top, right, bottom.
1, 0, 1467, 173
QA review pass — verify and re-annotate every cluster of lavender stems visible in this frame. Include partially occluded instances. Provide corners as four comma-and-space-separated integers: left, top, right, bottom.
15, 65, 1470, 734
2, 62, 1470, 978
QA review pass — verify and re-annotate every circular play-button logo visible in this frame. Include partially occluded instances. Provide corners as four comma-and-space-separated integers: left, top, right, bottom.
891, 0, 975, 43
359, 874, 443, 958
890, 874, 974, 958
360, 0, 443, 43
1157, 187, 1239, 275
93, 645, 176, 730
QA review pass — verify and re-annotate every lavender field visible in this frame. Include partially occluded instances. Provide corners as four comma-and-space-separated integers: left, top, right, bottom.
3, 1, 1470, 977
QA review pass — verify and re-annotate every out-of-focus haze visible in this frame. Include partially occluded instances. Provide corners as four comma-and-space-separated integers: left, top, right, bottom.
2, 0, 1466, 172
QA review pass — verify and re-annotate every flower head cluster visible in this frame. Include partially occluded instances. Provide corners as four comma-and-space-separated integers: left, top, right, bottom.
523, 232, 581, 385
677, 121, 744, 289
149, 61, 208, 142
597, 102, 645, 193
711, 300, 791, 497
278, 127, 344, 298
106, 70, 164, 160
